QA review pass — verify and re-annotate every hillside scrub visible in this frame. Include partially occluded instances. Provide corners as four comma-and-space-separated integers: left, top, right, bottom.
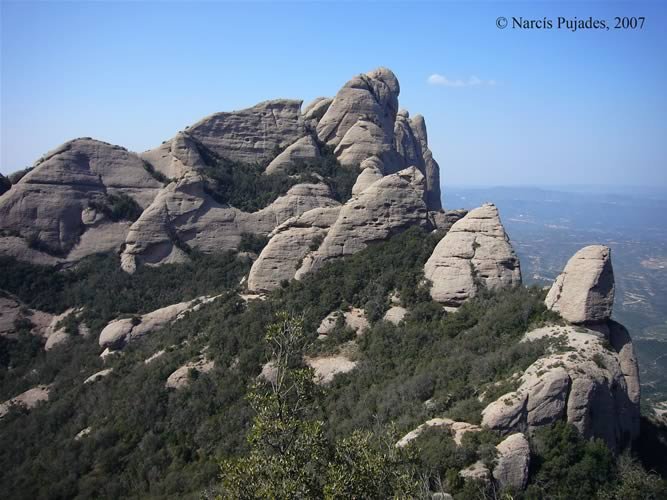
0, 228, 665, 498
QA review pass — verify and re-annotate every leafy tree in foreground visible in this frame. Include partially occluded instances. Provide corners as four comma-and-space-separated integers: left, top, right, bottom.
217, 312, 418, 499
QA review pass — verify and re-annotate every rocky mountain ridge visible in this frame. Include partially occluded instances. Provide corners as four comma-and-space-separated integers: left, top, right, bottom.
0, 68, 656, 498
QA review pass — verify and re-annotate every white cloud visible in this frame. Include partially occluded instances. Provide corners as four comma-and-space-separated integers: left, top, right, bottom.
427, 74, 496, 87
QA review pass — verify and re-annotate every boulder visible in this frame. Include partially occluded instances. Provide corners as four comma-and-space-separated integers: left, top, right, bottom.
383, 306, 407, 325
305, 354, 357, 385
165, 357, 214, 389
317, 308, 369, 336
545, 245, 615, 324
0, 385, 50, 418
424, 203, 521, 307
186, 99, 303, 164
83, 368, 114, 384
264, 135, 321, 174
493, 433, 530, 491
99, 295, 219, 350
459, 461, 490, 483
482, 323, 640, 451
351, 157, 384, 195
0, 138, 162, 259
317, 67, 399, 148
396, 418, 481, 448
296, 167, 430, 278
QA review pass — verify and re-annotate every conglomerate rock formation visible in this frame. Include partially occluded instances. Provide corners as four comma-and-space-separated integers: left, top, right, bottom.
0, 67, 445, 271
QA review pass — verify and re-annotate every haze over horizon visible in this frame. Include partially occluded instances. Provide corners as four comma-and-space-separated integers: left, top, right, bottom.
2, 1, 666, 187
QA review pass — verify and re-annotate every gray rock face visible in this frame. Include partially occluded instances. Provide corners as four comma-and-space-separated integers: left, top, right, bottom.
247, 206, 341, 292
296, 167, 430, 278
351, 157, 384, 195
394, 110, 425, 173
334, 118, 402, 171
187, 99, 303, 164
141, 131, 206, 180
120, 174, 338, 272
424, 203, 521, 307
264, 135, 321, 175
0, 138, 162, 257
545, 245, 615, 324
493, 433, 530, 491
317, 67, 399, 147
482, 323, 640, 452
411, 114, 442, 210
302, 97, 333, 126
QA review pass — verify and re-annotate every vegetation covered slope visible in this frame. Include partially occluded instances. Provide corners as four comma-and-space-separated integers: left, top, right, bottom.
0, 228, 665, 499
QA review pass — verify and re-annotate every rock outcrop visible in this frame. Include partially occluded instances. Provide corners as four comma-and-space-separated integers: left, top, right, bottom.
351, 157, 384, 195
296, 167, 430, 278
482, 322, 640, 451
424, 203, 521, 307
2, 68, 446, 269
0, 385, 50, 418
480, 246, 638, 452
302, 97, 332, 126
141, 131, 206, 180
317, 308, 369, 337
99, 295, 219, 350
305, 354, 357, 385
410, 114, 442, 210
383, 306, 407, 325
544, 245, 615, 324
83, 368, 114, 384
165, 357, 214, 389
247, 206, 341, 292
0, 138, 162, 258
493, 433, 530, 491
317, 67, 399, 148
120, 175, 338, 272
396, 418, 481, 448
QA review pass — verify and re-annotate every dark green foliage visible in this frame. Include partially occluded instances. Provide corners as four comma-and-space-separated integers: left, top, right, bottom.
8, 166, 33, 184
142, 159, 169, 183
88, 192, 143, 222
217, 313, 418, 499
0, 227, 665, 498
238, 233, 269, 254
523, 422, 667, 499
0, 252, 249, 331
88, 193, 143, 222
284, 144, 357, 203
193, 136, 355, 212
525, 422, 615, 498
0, 174, 11, 195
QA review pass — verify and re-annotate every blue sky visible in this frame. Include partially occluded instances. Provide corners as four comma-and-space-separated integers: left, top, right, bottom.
1, 1, 666, 189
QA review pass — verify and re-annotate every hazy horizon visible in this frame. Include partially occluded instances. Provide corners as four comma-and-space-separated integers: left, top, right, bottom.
2, 1, 666, 187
